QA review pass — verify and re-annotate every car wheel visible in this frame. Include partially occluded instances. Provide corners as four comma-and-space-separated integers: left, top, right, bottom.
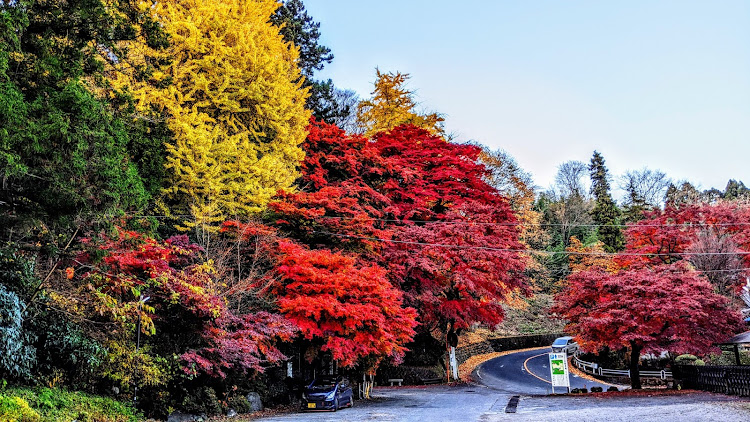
333, 398, 338, 412
349, 396, 354, 407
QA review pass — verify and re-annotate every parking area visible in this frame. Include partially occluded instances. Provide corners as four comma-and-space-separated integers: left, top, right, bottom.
253, 385, 750, 422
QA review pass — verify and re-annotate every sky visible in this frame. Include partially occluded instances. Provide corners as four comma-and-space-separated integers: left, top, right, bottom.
303, 0, 750, 195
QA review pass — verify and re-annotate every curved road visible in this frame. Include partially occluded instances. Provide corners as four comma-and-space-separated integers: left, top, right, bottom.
475, 347, 613, 395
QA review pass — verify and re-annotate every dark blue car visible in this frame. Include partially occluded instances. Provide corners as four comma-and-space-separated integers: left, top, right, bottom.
302, 376, 354, 411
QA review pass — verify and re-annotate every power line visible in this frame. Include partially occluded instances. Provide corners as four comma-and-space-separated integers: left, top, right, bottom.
126, 214, 750, 229
311, 230, 750, 257
54, 218, 750, 276
312, 231, 750, 275
314, 215, 750, 228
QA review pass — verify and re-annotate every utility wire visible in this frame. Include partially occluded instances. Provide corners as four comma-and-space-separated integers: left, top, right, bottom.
312, 230, 750, 275
313, 215, 750, 228
123, 214, 750, 229
311, 230, 750, 257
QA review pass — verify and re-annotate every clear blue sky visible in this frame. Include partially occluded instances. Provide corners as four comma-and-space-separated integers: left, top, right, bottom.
303, 0, 750, 194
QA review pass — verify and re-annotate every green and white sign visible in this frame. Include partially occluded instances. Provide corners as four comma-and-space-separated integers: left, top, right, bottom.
549, 352, 570, 393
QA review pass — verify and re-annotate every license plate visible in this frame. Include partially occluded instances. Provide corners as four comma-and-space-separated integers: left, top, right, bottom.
307, 403, 316, 409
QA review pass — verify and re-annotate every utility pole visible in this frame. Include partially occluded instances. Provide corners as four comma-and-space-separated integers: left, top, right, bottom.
133, 295, 150, 407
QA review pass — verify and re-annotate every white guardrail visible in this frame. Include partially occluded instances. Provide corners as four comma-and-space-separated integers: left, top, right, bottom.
572, 355, 672, 380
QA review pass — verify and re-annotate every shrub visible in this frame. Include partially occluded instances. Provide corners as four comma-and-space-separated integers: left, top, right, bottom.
99, 341, 169, 391
0, 395, 41, 422
227, 395, 250, 413
705, 351, 750, 366
31, 315, 106, 389
0, 248, 38, 297
675, 354, 705, 366
6, 386, 140, 422
0, 285, 37, 380
180, 386, 222, 416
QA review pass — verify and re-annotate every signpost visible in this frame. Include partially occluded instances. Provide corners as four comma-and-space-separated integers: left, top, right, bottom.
549, 352, 571, 394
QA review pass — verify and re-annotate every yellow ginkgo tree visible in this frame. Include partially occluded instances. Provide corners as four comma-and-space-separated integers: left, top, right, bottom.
111, 0, 310, 229
356, 69, 444, 138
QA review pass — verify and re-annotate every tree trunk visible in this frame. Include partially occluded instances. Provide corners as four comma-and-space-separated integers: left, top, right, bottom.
630, 341, 642, 389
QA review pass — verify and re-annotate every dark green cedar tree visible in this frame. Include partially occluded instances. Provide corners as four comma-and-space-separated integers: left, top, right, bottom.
589, 151, 624, 252
0, 0, 165, 229
271, 0, 357, 127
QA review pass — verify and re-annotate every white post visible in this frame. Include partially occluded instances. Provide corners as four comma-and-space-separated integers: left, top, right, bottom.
287, 361, 293, 378
450, 346, 459, 380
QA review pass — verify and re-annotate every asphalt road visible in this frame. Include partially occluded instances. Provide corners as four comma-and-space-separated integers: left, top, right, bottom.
475, 347, 613, 394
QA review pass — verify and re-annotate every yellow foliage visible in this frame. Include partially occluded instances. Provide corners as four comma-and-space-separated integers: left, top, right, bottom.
503, 288, 529, 310
0, 396, 40, 422
99, 341, 169, 390
110, 0, 310, 226
567, 236, 619, 274
45, 369, 65, 389
356, 69, 444, 137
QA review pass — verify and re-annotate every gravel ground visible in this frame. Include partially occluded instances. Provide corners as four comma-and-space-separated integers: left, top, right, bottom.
500, 391, 750, 422
252, 385, 750, 422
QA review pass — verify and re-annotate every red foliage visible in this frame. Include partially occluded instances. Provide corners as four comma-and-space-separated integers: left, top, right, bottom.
618, 205, 698, 267
271, 119, 529, 335
78, 230, 222, 320
385, 201, 528, 330
271, 240, 417, 368
181, 312, 296, 378
270, 120, 393, 256
621, 202, 750, 290
559, 202, 749, 388
80, 228, 295, 378
554, 262, 741, 356
372, 125, 500, 220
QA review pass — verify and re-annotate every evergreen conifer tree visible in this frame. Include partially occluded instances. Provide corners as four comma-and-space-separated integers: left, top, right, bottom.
271, 0, 356, 127
589, 151, 624, 252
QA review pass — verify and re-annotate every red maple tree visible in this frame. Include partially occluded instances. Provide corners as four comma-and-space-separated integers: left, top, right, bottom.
385, 201, 528, 332
372, 125, 501, 221
270, 240, 417, 369
621, 202, 750, 293
270, 119, 393, 257
272, 121, 529, 338
373, 126, 528, 333
554, 262, 741, 389
221, 220, 417, 370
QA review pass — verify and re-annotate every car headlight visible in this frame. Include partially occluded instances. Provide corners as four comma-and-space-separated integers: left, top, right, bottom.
325, 391, 335, 401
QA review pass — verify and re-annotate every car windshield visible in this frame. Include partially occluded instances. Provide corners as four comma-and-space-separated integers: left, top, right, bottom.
552, 338, 569, 346
310, 379, 337, 390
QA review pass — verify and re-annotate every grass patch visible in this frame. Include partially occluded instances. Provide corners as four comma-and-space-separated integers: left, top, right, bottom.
0, 386, 141, 422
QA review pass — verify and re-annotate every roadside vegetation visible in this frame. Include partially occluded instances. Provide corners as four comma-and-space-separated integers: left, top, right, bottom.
0, 385, 140, 422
